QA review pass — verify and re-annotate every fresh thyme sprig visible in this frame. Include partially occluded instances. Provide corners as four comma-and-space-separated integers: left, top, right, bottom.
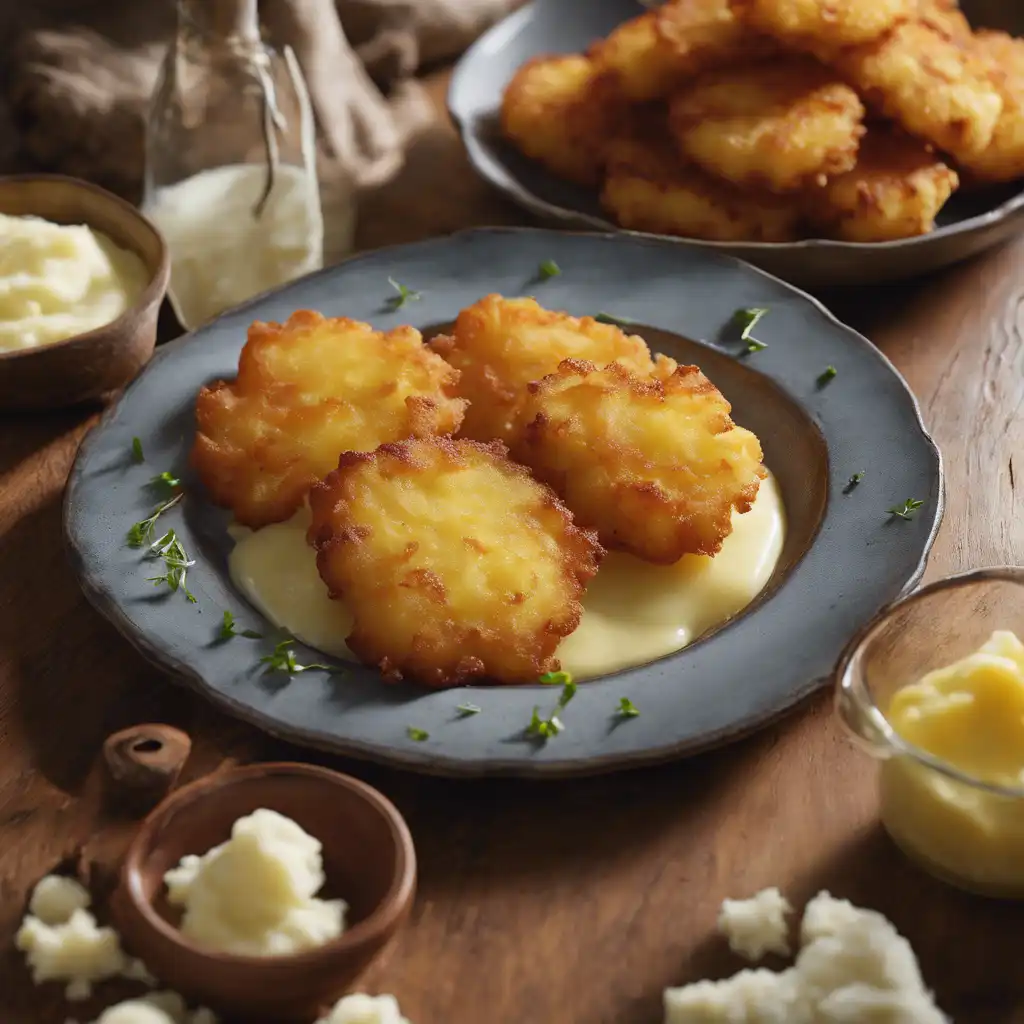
259, 639, 337, 675
126, 493, 184, 548
386, 277, 421, 309
887, 498, 924, 520
146, 529, 196, 603
528, 673, 578, 739
733, 307, 769, 354
219, 610, 263, 641
150, 471, 182, 491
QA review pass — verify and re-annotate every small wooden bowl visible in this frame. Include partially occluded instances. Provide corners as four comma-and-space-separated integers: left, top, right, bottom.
112, 762, 417, 1022
0, 174, 169, 410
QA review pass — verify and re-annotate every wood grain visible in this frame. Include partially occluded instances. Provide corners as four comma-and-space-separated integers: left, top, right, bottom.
3, 69, 1024, 1024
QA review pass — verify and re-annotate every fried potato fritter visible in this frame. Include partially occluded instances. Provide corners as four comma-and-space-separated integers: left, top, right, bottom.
835, 19, 1003, 161
961, 31, 1024, 182
804, 127, 959, 241
601, 127, 802, 242
500, 55, 625, 186
590, 0, 777, 101
668, 60, 866, 192
193, 311, 467, 528
308, 436, 603, 686
512, 360, 767, 564
734, 0, 914, 52
430, 295, 660, 444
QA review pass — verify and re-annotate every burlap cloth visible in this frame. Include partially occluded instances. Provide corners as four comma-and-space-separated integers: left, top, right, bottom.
0, 0, 518, 234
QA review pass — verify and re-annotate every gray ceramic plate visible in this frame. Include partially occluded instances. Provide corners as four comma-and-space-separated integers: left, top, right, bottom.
448, 0, 1024, 288
64, 228, 942, 777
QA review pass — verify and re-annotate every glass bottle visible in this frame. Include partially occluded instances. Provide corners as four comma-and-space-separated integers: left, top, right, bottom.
142, 0, 332, 331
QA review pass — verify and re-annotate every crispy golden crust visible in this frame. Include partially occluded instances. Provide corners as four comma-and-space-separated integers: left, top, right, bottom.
916, 0, 972, 41
512, 359, 767, 564
499, 55, 626, 186
429, 294, 658, 445
960, 31, 1024, 182
307, 435, 603, 686
834, 19, 1003, 161
590, 0, 778, 101
734, 0, 914, 51
601, 121, 803, 241
668, 59, 866, 192
192, 310, 467, 528
804, 126, 958, 240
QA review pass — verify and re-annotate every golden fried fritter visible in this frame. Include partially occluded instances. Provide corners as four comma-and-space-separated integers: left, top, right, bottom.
733, 0, 914, 52
668, 59, 866, 193
307, 436, 603, 686
590, 0, 777, 102
429, 295, 660, 445
601, 123, 802, 241
193, 311, 467, 528
512, 359, 766, 564
960, 31, 1024, 182
834, 19, 1003, 161
804, 127, 959, 241
500, 55, 625, 187
916, 0, 972, 41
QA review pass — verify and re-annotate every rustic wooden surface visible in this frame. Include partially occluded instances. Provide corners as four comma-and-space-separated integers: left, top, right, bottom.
2, 68, 1024, 1024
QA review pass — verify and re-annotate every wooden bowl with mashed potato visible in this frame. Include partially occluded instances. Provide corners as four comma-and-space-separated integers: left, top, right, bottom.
0, 174, 169, 410
112, 761, 417, 1022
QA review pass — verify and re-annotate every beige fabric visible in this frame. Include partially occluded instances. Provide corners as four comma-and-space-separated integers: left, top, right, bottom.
2, 0, 518, 203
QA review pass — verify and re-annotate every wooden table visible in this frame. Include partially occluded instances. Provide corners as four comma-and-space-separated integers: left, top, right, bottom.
3, 69, 1024, 1024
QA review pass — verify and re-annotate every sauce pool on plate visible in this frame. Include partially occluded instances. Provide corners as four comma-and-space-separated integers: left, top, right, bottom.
228, 470, 786, 681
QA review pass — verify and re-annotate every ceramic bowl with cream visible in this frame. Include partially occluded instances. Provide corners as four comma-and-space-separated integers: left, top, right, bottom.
112, 762, 416, 1022
835, 567, 1024, 898
0, 174, 169, 409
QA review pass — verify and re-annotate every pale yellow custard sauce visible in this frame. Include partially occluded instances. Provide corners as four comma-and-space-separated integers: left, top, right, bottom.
228, 472, 784, 681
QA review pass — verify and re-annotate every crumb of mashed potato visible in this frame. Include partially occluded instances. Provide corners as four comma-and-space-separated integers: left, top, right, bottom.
84, 991, 218, 1024
716, 886, 792, 960
315, 993, 410, 1024
28, 874, 91, 926
664, 890, 947, 1023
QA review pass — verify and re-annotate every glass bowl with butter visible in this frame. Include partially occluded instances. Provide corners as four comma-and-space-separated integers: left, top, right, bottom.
835, 567, 1024, 898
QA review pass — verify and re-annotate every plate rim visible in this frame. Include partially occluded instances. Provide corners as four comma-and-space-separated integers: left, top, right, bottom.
63, 225, 945, 778
446, 0, 1024, 257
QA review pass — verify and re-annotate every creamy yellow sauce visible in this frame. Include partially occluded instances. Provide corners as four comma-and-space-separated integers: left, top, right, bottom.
880, 630, 1024, 897
0, 213, 149, 352
228, 472, 784, 681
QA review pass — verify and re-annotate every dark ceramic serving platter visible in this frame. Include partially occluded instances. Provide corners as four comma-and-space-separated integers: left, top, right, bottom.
448, 0, 1024, 288
64, 228, 942, 778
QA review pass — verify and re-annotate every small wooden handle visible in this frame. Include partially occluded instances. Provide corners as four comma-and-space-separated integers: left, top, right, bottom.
103, 725, 192, 808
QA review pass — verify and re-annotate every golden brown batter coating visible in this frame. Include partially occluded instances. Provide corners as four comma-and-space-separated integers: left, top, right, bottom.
500, 55, 626, 187
308, 436, 603, 686
512, 359, 767, 565
804, 126, 959, 241
429, 295, 660, 445
668, 59, 866, 193
733, 0, 914, 53
193, 311, 466, 528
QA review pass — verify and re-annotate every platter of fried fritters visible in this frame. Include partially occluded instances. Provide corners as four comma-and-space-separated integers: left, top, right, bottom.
448, 0, 1024, 286
64, 228, 941, 776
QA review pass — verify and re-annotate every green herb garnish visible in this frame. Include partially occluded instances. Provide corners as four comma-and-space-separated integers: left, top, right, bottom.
132, 437, 144, 463
219, 610, 262, 641
126, 493, 183, 548
407, 726, 430, 742
259, 639, 336, 675
594, 311, 636, 325
386, 277, 421, 309
887, 498, 924, 520
733, 307, 768, 354
146, 529, 196, 603
527, 674, 577, 739
817, 366, 837, 386
456, 702, 481, 717
151, 471, 182, 490
617, 697, 640, 718
843, 472, 864, 494
538, 259, 561, 280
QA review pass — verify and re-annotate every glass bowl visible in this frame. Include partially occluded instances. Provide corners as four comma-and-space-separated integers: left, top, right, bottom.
834, 567, 1024, 899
